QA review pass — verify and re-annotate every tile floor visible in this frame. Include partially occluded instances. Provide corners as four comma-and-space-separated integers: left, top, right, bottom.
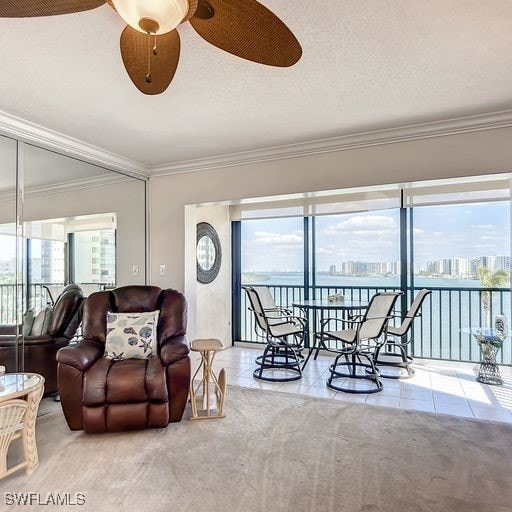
193, 345, 512, 424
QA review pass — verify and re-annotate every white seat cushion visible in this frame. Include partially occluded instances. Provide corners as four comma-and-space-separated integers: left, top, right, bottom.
269, 322, 302, 338
326, 329, 357, 343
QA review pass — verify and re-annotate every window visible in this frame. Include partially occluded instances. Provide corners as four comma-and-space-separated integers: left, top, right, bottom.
411, 200, 511, 361
241, 217, 304, 286
240, 217, 305, 340
234, 175, 512, 364
28, 239, 65, 285
412, 202, 510, 287
73, 230, 116, 285
0, 234, 16, 286
314, 210, 401, 289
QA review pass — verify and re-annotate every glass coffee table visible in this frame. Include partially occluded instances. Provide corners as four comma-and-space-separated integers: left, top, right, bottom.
0, 373, 45, 479
461, 328, 509, 385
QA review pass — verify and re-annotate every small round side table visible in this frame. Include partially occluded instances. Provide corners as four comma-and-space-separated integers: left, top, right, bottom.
462, 328, 508, 386
0, 373, 44, 480
190, 339, 227, 420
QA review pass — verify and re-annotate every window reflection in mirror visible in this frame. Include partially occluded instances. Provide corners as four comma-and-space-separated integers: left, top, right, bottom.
23, 213, 117, 306
197, 235, 216, 271
0, 135, 19, 327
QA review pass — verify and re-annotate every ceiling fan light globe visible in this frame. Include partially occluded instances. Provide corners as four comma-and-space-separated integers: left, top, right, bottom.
112, 0, 189, 34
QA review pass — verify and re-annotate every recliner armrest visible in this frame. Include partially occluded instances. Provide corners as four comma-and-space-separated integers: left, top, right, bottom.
57, 341, 104, 371
160, 335, 189, 366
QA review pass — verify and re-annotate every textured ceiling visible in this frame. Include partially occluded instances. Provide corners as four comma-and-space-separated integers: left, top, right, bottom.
0, 0, 511, 168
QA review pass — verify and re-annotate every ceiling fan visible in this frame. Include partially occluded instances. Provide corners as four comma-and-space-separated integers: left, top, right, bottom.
0, 0, 302, 95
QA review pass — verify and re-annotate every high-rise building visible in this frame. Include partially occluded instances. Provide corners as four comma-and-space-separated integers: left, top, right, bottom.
40, 240, 65, 283
74, 230, 116, 285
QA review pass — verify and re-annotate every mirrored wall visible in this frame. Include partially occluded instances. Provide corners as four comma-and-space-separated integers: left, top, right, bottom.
0, 135, 147, 391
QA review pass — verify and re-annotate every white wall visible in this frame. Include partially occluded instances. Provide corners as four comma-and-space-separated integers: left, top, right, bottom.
149, 127, 512, 340
191, 205, 231, 344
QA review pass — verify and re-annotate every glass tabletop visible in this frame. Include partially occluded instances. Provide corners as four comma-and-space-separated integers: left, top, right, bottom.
292, 299, 368, 310
0, 373, 44, 400
461, 327, 511, 337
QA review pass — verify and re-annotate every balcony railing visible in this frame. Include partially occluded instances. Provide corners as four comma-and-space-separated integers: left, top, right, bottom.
0, 282, 111, 326
240, 284, 512, 365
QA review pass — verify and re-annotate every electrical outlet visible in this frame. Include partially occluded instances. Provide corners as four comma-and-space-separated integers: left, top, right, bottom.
159, 265, 166, 276
132, 265, 139, 276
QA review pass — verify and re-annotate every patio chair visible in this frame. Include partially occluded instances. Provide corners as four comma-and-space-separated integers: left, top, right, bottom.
249, 286, 294, 327
374, 289, 431, 378
244, 286, 306, 382
321, 292, 402, 394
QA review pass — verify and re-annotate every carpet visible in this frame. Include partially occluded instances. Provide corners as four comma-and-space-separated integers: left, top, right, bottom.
2, 386, 512, 512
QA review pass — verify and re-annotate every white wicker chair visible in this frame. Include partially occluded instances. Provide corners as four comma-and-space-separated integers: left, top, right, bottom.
0, 400, 28, 478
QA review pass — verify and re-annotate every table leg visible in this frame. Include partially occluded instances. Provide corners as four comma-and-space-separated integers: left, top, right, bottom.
300, 306, 315, 370
23, 382, 43, 475
476, 342, 503, 385
314, 309, 325, 360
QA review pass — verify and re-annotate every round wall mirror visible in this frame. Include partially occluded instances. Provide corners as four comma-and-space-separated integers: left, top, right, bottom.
197, 222, 222, 284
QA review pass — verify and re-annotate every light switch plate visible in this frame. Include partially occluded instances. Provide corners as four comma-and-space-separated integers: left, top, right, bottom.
159, 265, 166, 276
132, 265, 139, 276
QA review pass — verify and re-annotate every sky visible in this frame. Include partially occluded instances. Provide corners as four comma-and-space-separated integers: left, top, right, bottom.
241, 202, 510, 272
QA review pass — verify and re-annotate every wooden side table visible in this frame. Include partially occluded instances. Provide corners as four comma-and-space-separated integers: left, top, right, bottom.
0, 373, 44, 479
189, 339, 226, 420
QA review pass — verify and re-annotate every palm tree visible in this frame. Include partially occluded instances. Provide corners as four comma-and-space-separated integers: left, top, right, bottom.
477, 265, 509, 326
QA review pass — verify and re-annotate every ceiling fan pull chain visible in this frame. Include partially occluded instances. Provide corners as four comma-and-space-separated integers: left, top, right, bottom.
145, 33, 152, 84
153, 35, 158, 56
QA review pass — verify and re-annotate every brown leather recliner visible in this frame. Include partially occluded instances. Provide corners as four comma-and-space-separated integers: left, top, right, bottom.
0, 284, 84, 397
57, 286, 190, 433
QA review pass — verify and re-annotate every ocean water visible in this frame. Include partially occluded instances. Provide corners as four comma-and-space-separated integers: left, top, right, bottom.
242, 272, 483, 289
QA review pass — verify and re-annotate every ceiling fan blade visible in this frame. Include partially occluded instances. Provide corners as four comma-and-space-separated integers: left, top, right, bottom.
120, 26, 181, 96
0, 0, 106, 17
189, 0, 302, 67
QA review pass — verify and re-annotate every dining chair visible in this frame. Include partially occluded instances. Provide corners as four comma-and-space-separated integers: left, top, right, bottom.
244, 286, 306, 382
374, 289, 431, 378
321, 292, 402, 393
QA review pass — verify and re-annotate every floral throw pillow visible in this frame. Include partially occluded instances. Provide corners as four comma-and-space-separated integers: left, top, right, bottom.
104, 311, 160, 361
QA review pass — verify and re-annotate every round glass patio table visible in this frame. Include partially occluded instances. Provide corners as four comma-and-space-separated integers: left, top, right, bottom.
292, 299, 368, 367
460, 327, 509, 385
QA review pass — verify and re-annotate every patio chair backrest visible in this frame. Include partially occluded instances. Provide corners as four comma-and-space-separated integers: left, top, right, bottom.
392, 289, 431, 336
359, 292, 401, 340
251, 286, 277, 310
243, 286, 269, 334
251, 286, 290, 326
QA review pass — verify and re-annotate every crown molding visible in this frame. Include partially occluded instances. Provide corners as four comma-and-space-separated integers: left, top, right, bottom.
0, 174, 134, 203
1, 108, 512, 180
0, 110, 148, 180
147, 109, 512, 177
